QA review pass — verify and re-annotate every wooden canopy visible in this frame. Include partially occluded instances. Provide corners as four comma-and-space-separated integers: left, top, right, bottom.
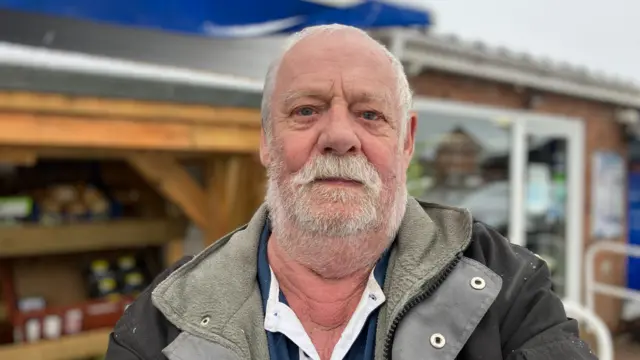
0, 41, 273, 360
0, 64, 267, 252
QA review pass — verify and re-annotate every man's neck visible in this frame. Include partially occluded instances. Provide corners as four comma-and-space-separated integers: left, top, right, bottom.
267, 236, 371, 329
268, 215, 391, 279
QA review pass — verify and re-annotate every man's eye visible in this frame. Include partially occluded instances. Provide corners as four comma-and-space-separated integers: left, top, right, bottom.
361, 111, 381, 121
295, 107, 316, 116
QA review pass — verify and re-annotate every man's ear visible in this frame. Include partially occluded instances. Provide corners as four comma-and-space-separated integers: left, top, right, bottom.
259, 128, 270, 167
403, 112, 418, 159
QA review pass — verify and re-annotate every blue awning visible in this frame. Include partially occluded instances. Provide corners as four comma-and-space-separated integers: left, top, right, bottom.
0, 0, 432, 37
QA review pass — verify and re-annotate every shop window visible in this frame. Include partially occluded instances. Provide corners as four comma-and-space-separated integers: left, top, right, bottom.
408, 110, 511, 237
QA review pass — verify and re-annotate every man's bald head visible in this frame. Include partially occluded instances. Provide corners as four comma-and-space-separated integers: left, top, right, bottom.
260, 24, 412, 142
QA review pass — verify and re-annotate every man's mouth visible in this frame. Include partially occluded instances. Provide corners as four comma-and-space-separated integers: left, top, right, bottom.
314, 177, 363, 186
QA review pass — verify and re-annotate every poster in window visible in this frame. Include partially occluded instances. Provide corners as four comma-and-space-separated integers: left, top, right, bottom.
591, 151, 625, 239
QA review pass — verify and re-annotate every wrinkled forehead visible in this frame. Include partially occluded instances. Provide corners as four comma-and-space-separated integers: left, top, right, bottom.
274, 31, 399, 106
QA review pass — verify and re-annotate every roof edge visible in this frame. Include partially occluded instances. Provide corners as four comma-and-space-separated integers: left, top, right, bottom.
373, 29, 640, 109
0, 41, 265, 93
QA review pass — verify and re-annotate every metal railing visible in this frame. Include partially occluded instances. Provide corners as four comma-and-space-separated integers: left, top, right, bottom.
583, 241, 640, 360
562, 299, 614, 360
585, 242, 640, 312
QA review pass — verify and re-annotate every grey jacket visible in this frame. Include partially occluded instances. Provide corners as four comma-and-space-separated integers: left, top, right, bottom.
107, 198, 596, 359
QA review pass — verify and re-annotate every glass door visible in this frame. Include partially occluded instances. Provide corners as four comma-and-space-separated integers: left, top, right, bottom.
411, 98, 585, 303
510, 116, 585, 303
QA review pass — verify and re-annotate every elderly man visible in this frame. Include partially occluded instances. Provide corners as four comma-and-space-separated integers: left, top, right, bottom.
106, 25, 595, 360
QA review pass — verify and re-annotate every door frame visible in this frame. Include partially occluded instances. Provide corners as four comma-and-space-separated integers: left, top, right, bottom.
412, 97, 586, 303
515, 116, 585, 304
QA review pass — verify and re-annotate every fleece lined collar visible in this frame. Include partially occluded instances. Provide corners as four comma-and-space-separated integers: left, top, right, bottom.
152, 197, 473, 360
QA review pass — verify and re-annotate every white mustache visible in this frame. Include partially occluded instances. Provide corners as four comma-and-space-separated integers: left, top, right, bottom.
291, 154, 382, 191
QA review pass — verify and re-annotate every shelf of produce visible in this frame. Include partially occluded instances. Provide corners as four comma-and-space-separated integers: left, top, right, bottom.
0, 327, 111, 360
0, 219, 185, 258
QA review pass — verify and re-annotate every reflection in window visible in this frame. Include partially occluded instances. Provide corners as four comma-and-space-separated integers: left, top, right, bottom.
408, 110, 511, 237
524, 136, 569, 296
407, 110, 569, 296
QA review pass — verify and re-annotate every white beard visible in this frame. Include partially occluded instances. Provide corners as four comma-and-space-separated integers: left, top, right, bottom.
265, 152, 408, 278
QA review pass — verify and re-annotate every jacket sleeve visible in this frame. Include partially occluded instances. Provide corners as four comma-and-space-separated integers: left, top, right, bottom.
105, 332, 143, 359
501, 250, 597, 359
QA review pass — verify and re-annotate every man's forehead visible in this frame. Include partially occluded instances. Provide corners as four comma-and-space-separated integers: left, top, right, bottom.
274, 34, 397, 102
277, 30, 394, 78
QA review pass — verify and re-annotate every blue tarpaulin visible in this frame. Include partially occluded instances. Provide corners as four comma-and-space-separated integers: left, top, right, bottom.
0, 0, 432, 37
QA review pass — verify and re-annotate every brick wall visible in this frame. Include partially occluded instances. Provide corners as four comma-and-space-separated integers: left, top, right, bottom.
410, 70, 628, 330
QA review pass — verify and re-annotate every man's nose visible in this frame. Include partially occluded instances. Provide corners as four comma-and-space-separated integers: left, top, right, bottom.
317, 105, 361, 155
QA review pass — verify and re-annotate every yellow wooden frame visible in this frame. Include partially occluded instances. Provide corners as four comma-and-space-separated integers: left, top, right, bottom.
0, 90, 266, 256
0, 91, 261, 153
0, 90, 267, 357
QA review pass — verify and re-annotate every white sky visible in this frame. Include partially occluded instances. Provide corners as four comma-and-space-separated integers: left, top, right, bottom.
418, 0, 640, 83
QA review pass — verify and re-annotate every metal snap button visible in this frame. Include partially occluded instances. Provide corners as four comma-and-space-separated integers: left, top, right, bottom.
470, 276, 486, 290
430, 333, 446, 349
200, 316, 211, 326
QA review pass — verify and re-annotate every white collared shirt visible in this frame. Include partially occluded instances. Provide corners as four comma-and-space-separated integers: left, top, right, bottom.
263, 267, 386, 360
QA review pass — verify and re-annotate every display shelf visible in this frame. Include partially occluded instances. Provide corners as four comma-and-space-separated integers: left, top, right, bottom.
0, 219, 185, 257
0, 327, 111, 360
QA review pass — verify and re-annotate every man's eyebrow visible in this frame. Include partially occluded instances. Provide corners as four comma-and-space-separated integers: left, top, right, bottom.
281, 90, 330, 108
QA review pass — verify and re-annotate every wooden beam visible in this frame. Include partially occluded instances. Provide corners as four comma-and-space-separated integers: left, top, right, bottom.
0, 147, 37, 166
0, 327, 111, 360
0, 113, 260, 153
0, 219, 184, 258
0, 91, 261, 127
0, 146, 215, 161
129, 154, 208, 230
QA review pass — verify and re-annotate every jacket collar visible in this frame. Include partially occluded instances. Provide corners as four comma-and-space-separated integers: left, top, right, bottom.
152, 197, 473, 359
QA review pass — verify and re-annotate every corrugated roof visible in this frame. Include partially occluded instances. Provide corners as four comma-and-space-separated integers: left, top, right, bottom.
371, 28, 640, 107
423, 31, 638, 92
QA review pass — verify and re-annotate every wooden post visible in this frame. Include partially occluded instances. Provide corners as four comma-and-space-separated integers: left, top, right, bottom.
163, 238, 186, 268
248, 156, 267, 214
205, 156, 231, 246
203, 154, 265, 246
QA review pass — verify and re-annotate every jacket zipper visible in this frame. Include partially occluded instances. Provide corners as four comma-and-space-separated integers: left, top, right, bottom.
382, 252, 463, 360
